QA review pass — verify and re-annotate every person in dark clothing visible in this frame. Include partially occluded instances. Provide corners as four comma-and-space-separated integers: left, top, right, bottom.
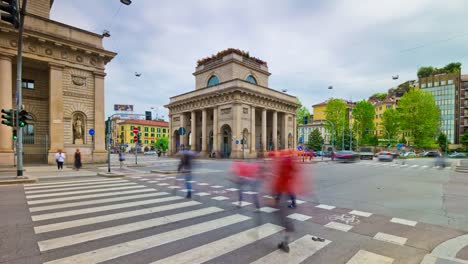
178, 150, 195, 198
74, 149, 82, 170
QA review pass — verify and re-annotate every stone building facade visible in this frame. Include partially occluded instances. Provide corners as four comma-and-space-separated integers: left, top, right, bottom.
165, 49, 299, 158
0, 0, 115, 165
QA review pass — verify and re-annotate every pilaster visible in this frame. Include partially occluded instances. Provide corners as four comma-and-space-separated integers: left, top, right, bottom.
48, 63, 65, 164
0, 55, 14, 165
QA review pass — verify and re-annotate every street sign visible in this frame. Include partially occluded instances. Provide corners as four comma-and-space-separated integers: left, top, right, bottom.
133, 127, 139, 134
299, 137, 303, 143
89, 128, 95, 136
235, 140, 239, 145
297, 146, 303, 151
178, 127, 186, 135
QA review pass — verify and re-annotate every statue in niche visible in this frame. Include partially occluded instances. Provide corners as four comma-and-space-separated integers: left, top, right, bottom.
73, 115, 85, 144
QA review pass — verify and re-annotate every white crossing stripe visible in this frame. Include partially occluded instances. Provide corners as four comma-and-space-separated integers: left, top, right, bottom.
157, 183, 169, 186
325, 221, 353, 232
346, 250, 394, 264
349, 210, 372, 217
410, 165, 419, 168
390, 217, 417, 227
316, 204, 336, 210
212, 196, 229, 201
24, 178, 119, 187
251, 234, 331, 264
35, 200, 198, 234
29, 192, 167, 213
24, 180, 128, 190
25, 182, 137, 194
287, 213, 311, 221
197, 183, 209, 186
167, 186, 181, 189
26, 185, 146, 199
232, 201, 252, 207
259, 207, 278, 213
195, 192, 210, 196
43, 214, 250, 264
422, 165, 429, 169
226, 188, 239, 191
373, 232, 407, 246
32, 195, 177, 221
27, 188, 155, 205
151, 223, 284, 264
211, 185, 223, 188
38, 207, 224, 251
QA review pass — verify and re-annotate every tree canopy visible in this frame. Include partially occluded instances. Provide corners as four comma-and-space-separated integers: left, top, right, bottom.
398, 89, 440, 148
352, 100, 375, 145
307, 129, 324, 151
382, 108, 400, 142
296, 99, 311, 125
154, 137, 169, 151
325, 99, 347, 144
417, 62, 462, 78
369, 93, 387, 101
437, 133, 448, 153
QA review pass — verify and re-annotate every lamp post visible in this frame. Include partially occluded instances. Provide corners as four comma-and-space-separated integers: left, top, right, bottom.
323, 119, 335, 160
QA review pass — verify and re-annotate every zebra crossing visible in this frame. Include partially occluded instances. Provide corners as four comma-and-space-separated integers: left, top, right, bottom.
24, 177, 414, 263
318, 161, 451, 170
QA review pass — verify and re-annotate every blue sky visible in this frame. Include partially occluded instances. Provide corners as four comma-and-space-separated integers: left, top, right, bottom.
51, 0, 468, 118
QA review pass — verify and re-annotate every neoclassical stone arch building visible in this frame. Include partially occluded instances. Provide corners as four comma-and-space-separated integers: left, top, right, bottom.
166, 49, 299, 158
0, 0, 115, 164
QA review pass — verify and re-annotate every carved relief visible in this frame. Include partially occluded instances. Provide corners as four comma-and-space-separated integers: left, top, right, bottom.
71, 75, 86, 86
9, 39, 17, 47
28, 44, 37, 52
221, 108, 231, 115
76, 56, 83, 63
173, 117, 180, 122
243, 108, 248, 114
61, 51, 68, 59
90, 57, 98, 66
45, 48, 53, 55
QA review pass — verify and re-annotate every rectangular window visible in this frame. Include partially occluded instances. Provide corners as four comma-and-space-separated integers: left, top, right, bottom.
434, 81, 439, 86
144, 133, 148, 137
157, 128, 161, 133
441, 80, 447, 85
121, 126, 124, 131
157, 134, 161, 138
23, 124, 34, 144
448, 80, 454, 84
421, 83, 426, 88
151, 133, 154, 137
151, 127, 155, 132
428, 82, 433, 87
145, 140, 148, 144
386, 104, 391, 109
163, 129, 166, 133
130, 132, 134, 136
130, 139, 134, 143
22, 79, 35, 89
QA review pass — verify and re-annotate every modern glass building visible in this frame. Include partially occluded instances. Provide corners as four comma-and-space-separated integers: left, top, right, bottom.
419, 73, 460, 144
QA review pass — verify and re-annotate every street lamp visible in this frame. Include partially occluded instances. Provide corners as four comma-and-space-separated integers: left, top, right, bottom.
120, 0, 132, 5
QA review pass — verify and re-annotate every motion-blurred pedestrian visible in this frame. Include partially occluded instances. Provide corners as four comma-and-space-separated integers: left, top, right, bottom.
74, 149, 82, 171
118, 151, 125, 169
178, 149, 195, 198
231, 161, 261, 210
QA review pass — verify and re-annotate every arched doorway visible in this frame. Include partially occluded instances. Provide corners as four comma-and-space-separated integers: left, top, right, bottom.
288, 133, 293, 149
221, 125, 232, 158
173, 130, 180, 153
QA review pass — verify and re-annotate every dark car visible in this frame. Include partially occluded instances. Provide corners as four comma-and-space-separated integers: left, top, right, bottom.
335, 151, 360, 162
425, 151, 441, 157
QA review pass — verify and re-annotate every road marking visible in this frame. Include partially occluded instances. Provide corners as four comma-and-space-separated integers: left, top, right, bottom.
226, 188, 239, 191
31, 195, 179, 221
373, 232, 407, 246
349, 210, 372, 217
157, 183, 169, 186
243, 191, 258, 195
410, 165, 419, 168
390, 217, 417, 227
195, 192, 210, 196
251, 234, 331, 264
26, 185, 146, 199
167, 186, 181, 189
346, 250, 394, 264
259, 207, 279, 213
232, 201, 252, 207
139, 179, 150, 181
150, 223, 283, 264
34, 200, 197, 234
211, 185, 223, 188
24, 178, 119, 187
325, 221, 353, 232
296, 199, 306, 204
422, 165, 429, 169
197, 183, 209, 185
38, 207, 224, 251
43, 214, 250, 264
29, 192, 167, 212
25, 182, 137, 194
186, 180, 196, 183
24, 180, 128, 190
287, 213, 312, 221
316, 204, 336, 210
212, 196, 229, 201
400, 164, 408, 167
263, 195, 274, 199
27, 188, 155, 205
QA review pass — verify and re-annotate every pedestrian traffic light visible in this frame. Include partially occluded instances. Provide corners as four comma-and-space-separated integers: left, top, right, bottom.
0, 0, 19, 29
1, 109, 15, 127
18, 110, 32, 127
12, 129, 17, 140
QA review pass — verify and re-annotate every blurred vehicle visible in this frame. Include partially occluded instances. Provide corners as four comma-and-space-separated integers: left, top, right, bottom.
425, 151, 441, 157
335, 151, 360, 162
144, 151, 157, 155
315, 151, 323, 157
448, 152, 466, 158
377, 151, 394, 161
435, 156, 448, 168
359, 147, 374, 160
419, 151, 429, 157
404, 152, 416, 158
323, 151, 332, 157
390, 152, 399, 158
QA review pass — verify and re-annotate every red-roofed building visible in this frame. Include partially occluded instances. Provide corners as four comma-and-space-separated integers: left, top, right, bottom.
112, 119, 169, 150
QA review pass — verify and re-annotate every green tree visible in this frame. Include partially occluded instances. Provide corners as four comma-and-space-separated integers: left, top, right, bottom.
443, 62, 462, 73
437, 133, 449, 152
325, 99, 347, 147
154, 136, 169, 151
352, 100, 375, 145
417, 66, 434, 78
382, 108, 400, 142
296, 99, 311, 125
461, 130, 468, 150
398, 89, 440, 148
370, 93, 387, 101
336, 128, 356, 150
307, 129, 324, 151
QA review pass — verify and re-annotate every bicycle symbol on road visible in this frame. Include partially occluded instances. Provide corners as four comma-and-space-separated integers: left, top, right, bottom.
328, 214, 360, 225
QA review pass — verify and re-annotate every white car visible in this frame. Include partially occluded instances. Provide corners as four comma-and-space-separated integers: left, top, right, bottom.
404, 152, 416, 158
144, 151, 157, 155
377, 151, 394, 161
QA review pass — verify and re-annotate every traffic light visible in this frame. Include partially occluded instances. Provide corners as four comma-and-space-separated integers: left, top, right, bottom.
12, 129, 17, 140
0, 0, 19, 29
1, 109, 15, 127
138, 133, 142, 144
133, 135, 138, 143
18, 110, 32, 127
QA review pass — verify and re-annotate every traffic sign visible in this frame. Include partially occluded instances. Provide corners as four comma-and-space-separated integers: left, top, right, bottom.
133, 127, 139, 134
299, 137, 303, 143
133, 136, 138, 142
89, 128, 95, 136
297, 146, 303, 151
235, 140, 239, 145
178, 127, 186, 136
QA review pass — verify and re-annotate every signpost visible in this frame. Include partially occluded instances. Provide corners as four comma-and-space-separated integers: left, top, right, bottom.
133, 127, 139, 164
89, 128, 95, 162
178, 127, 186, 151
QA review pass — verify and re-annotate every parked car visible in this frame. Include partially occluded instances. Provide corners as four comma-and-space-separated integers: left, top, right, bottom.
359, 147, 374, 160
315, 151, 323, 157
377, 151, 394, 161
144, 151, 157, 155
390, 152, 399, 158
448, 152, 466, 158
404, 152, 417, 158
425, 151, 441, 157
335, 151, 360, 162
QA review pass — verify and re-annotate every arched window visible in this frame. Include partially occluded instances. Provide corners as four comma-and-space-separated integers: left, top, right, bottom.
207, 75, 219, 87
246, 75, 257, 84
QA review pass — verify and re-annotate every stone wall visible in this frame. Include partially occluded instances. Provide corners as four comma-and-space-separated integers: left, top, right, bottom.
26, 0, 52, 19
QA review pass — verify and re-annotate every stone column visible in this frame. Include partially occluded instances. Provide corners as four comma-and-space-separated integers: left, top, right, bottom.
168, 114, 173, 155
250, 106, 256, 154
273, 111, 278, 151
293, 114, 297, 148
48, 64, 64, 164
213, 107, 218, 154
282, 113, 288, 149
261, 109, 267, 152
0, 55, 13, 165
201, 109, 207, 155
191, 111, 196, 150
93, 72, 107, 162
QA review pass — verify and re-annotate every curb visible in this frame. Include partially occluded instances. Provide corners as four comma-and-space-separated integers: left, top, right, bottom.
0, 176, 37, 185
150, 170, 181, 174
97, 172, 126, 178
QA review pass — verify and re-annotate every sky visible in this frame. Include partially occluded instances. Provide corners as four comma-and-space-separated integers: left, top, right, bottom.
50, 0, 468, 118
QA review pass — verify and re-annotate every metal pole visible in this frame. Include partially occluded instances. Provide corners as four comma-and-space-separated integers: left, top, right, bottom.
242, 135, 245, 160
16, 0, 28, 177
135, 136, 138, 165
341, 118, 345, 150
349, 124, 352, 151
107, 117, 111, 173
